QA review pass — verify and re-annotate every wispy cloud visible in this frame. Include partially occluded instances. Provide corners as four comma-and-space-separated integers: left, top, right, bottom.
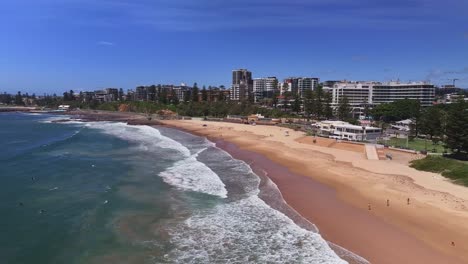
97, 41, 115, 46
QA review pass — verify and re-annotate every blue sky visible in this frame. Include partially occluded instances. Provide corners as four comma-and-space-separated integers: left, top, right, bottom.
1, 0, 467, 94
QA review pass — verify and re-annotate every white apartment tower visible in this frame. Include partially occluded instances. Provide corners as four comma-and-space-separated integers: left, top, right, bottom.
253, 77, 278, 103
283, 77, 319, 98
324, 80, 435, 118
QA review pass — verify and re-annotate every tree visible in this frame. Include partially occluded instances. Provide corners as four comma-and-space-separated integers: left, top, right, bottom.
69, 90, 74, 101
371, 99, 421, 123
192, 83, 199, 102
147, 85, 157, 101
337, 95, 351, 120
201, 86, 208, 101
324, 92, 333, 120
15, 91, 24, 105
159, 88, 168, 104
63, 91, 70, 101
272, 90, 280, 108
170, 89, 179, 105
363, 104, 371, 119
315, 85, 324, 119
292, 94, 301, 113
445, 99, 468, 156
420, 107, 443, 144
1, 92, 12, 104
217, 90, 226, 102
282, 91, 292, 110
303, 89, 316, 120
183, 89, 191, 103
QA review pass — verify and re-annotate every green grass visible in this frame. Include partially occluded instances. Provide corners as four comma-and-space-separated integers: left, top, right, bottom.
410, 156, 468, 186
379, 137, 447, 153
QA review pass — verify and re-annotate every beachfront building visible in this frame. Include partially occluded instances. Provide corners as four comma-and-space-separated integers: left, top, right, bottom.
323, 81, 376, 118
253, 77, 278, 103
315, 120, 382, 141
323, 80, 436, 118
231, 69, 253, 101
372, 81, 435, 107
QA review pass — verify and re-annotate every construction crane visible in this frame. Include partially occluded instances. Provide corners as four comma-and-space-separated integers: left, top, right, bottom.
447, 78, 459, 87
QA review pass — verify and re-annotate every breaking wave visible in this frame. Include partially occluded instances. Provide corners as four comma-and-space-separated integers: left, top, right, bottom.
168, 195, 346, 263
86, 122, 227, 198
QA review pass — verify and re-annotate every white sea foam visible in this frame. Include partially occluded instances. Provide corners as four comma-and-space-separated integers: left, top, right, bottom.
86, 122, 227, 198
38, 116, 71, 123
159, 148, 228, 198
86, 122, 191, 157
168, 195, 346, 263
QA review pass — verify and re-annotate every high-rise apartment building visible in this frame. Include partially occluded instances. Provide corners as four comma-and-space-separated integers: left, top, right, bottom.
297, 77, 319, 98
231, 69, 253, 101
372, 82, 435, 107
323, 80, 436, 118
282, 77, 319, 98
253, 77, 278, 102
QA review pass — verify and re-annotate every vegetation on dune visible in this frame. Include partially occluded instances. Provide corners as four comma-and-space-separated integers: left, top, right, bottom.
410, 156, 468, 186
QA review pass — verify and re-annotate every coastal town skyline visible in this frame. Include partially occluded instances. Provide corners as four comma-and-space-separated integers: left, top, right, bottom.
3, 1, 468, 263
2, 0, 468, 93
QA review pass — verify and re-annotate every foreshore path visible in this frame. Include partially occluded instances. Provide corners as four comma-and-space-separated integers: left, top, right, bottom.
365, 144, 379, 160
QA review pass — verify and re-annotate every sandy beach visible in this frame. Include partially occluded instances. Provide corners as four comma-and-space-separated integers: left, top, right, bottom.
68, 111, 468, 263
157, 118, 468, 264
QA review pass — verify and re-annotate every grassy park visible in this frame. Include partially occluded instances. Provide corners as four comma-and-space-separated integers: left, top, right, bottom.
379, 137, 446, 153
411, 156, 468, 186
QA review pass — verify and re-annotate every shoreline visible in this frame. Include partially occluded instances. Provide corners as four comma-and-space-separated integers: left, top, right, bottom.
158, 118, 468, 264
214, 139, 368, 264
62, 111, 468, 263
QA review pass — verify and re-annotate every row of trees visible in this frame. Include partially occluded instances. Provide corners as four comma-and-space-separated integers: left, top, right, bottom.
1, 91, 37, 105
371, 98, 468, 156
303, 86, 353, 122
420, 100, 468, 156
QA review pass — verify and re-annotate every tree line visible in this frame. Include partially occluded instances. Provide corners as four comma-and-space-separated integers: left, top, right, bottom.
371, 98, 468, 157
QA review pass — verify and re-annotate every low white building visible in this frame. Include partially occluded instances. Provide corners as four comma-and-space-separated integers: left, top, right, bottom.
316, 121, 381, 141
391, 119, 412, 131
58, 105, 70, 111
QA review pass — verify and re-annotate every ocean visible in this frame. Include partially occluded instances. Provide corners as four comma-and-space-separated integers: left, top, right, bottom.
0, 113, 345, 264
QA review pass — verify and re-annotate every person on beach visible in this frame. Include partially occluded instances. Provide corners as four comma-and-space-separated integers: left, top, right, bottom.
407, 198, 410, 205
368, 203, 371, 210
387, 199, 390, 207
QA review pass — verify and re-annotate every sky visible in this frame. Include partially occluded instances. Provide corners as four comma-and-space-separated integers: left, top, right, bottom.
1, 0, 468, 94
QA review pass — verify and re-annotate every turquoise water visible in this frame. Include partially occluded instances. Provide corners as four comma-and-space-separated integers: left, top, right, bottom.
0, 113, 345, 264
